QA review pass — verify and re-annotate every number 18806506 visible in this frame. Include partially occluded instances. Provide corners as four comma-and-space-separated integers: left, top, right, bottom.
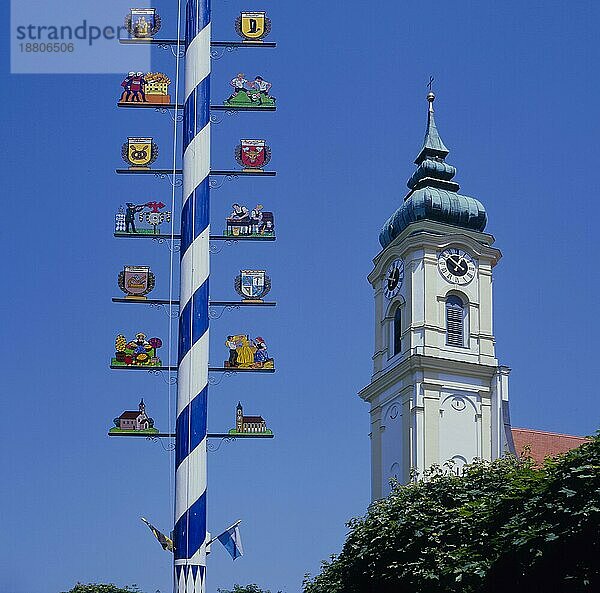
20, 42, 75, 52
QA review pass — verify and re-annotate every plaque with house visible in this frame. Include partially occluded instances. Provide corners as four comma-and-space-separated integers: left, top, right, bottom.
119, 72, 172, 105
109, 399, 158, 435
224, 203, 274, 238
115, 202, 173, 236
224, 335, 274, 369
112, 333, 163, 367
229, 402, 272, 436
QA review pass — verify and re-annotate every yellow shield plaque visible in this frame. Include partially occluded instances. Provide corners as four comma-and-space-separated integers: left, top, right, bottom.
238, 12, 270, 41
126, 137, 154, 168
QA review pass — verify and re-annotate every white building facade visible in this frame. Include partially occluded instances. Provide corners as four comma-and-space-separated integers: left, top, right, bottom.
359, 93, 514, 500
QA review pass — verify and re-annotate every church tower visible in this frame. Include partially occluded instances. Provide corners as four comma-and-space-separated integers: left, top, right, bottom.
236, 402, 244, 433
358, 92, 514, 500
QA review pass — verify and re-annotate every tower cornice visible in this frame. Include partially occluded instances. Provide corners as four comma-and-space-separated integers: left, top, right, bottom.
368, 220, 501, 286
358, 354, 500, 406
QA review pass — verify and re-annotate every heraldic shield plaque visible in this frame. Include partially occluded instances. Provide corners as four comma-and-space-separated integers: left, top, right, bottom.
235, 139, 271, 171
122, 137, 158, 169
125, 8, 162, 39
236, 11, 271, 42
235, 270, 271, 302
118, 265, 155, 299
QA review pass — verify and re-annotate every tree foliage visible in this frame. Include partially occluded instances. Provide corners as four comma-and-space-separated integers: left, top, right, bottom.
60, 585, 141, 593
304, 434, 600, 593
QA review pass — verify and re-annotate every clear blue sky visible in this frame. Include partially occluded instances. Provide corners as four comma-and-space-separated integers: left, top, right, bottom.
1, 1, 599, 592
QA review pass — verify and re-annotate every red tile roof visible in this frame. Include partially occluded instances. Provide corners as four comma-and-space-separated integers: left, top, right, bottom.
511, 428, 590, 465
119, 411, 141, 420
243, 415, 265, 423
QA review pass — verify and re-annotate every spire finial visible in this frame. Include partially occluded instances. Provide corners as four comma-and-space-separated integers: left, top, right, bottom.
427, 77, 435, 113
414, 81, 448, 164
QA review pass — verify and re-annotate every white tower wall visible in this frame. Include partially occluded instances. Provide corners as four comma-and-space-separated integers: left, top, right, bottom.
359, 220, 511, 500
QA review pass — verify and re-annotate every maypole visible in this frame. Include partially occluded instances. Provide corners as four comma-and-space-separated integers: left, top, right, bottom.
111, 4, 277, 593
175, 0, 210, 591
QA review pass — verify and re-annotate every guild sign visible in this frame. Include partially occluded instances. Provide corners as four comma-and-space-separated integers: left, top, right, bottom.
125, 8, 162, 38
235, 139, 271, 171
225, 335, 274, 369
118, 265, 155, 299
224, 203, 275, 237
113, 333, 163, 367
119, 72, 171, 104
115, 202, 172, 235
225, 73, 276, 108
236, 12, 271, 42
235, 270, 271, 302
122, 137, 158, 169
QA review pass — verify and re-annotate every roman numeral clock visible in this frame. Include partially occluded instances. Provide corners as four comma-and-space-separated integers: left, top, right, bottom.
384, 258, 404, 299
438, 248, 476, 285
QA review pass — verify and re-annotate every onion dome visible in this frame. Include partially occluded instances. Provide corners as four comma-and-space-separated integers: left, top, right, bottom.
379, 92, 487, 248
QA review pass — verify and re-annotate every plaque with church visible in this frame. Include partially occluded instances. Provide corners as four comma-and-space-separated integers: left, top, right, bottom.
109, 399, 158, 435
229, 402, 272, 436
112, 333, 163, 367
224, 203, 274, 238
225, 335, 273, 369
115, 202, 172, 236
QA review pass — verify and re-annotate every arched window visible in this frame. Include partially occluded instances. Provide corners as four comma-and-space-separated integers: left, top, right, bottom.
393, 307, 402, 356
446, 295, 465, 347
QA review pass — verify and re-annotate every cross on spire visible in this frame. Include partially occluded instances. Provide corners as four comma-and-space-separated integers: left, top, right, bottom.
427, 76, 434, 92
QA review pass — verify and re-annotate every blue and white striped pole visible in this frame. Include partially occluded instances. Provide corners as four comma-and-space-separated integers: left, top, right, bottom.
175, 0, 210, 592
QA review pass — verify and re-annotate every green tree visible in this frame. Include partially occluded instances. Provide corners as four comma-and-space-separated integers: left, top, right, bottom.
60, 584, 142, 593
303, 434, 600, 593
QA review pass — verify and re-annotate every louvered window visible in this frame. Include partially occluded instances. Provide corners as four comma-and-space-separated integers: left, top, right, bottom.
446, 295, 465, 347
393, 307, 402, 356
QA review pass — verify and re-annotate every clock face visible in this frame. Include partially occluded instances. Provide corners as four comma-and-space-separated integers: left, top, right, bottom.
384, 259, 404, 299
438, 248, 476, 285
